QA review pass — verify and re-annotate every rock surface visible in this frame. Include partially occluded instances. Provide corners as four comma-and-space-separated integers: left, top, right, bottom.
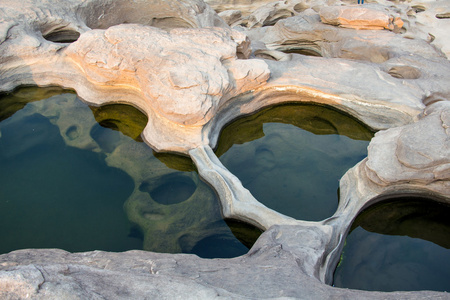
0, 0, 450, 298
319, 5, 404, 30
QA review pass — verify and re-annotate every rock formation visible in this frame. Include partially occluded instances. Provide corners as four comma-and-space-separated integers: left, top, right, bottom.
0, 0, 449, 298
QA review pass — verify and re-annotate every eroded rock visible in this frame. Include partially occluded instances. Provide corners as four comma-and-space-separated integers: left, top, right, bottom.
1, 0, 450, 298
320, 5, 404, 31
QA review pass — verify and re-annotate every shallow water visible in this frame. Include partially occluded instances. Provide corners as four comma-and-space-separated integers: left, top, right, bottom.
216, 104, 373, 221
0, 87, 260, 257
333, 197, 450, 292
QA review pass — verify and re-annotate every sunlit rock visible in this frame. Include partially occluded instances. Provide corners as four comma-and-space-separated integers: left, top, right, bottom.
320, 5, 404, 31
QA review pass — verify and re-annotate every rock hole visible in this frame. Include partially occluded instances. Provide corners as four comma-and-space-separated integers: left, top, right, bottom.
225, 219, 263, 249
333, 196, 450, 292
43, 29, 80, 43
293, 3, 308, 13
215, 103, 374, 221
139, 174, 197, 205
387, 66, 421, 79
65, 125, 80, 140
279, 46, 322, 57
411, 5, 426, 13
90, 104, 148, 142
189, 235, 243, 258
436, 12, 450, 19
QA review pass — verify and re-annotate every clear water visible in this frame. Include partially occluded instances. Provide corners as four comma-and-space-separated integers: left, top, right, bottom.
216, 104, 373, 221
333, 197, 450, 292
0, 87, 260, 257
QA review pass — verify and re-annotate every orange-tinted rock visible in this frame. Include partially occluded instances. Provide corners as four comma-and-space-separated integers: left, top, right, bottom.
320, 6, 404, 31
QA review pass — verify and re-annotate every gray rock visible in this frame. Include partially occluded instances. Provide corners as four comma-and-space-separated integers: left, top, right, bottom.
0, 0, 450, 298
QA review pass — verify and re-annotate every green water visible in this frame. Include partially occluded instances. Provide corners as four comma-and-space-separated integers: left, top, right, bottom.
333, 197, 450, 292
0, 87, 260, 257
216, 104, 373, 221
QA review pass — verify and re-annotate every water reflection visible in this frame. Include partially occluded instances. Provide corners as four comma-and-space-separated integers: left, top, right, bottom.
216, 104, 373, 221
0, 86, 260, 258
333, 197, 450, 292
0, 105, 140, 253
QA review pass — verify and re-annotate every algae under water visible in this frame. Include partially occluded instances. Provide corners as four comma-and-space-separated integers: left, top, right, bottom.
333, 197, 450, 292
216, 104, 373, 221
0, 87, 260, 258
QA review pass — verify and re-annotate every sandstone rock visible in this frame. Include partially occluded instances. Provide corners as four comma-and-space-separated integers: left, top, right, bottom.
65, 25, 270, 152
66, 25, 269, 127
0, 230, 447, 299
400, 0, 450, 58
218, 10, 244, 27
336, 101, 450, 229
320, 5, 404, 31
247, 1, 295, 28
364, 102, 450, 193
1, 0, 450, 298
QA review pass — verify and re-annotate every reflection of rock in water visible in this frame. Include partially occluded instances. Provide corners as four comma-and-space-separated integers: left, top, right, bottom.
0, 86, 70, 122
334, 197, 450, 292
140, 174, 197, 205
0, 106, 139, 253
0, 87, 260, 258
88, 102, 260, 256
225, 219, 263, 249
124, 170, 233, 254
353, 198, 450, 249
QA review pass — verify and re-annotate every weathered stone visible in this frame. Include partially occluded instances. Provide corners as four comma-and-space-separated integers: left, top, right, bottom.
218, 10, 244, 27
319, 5, 404, 31
399, 0, 450, 58
66, 25, 268, 127
246, 1, 295, 28
1, 0, 450, 298
364, 102, 450, 192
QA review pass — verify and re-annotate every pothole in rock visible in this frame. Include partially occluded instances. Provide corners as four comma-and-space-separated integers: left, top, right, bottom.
411, 5, 426, 13
90, 103, 149, 142
90, 103, 148, 153
65, 125, 80, 140
436, 12, 450, 19
281, 47, 322, 57
293, 3, 308, 13
215, 103, 374, 221
42, 28, 81, 43
333, 196, 450, 292
387, 66, 421, 79
277, 43, 323, 57
180, 219, 262, 259
139, 174, 197, 205
0, 86, 259, 258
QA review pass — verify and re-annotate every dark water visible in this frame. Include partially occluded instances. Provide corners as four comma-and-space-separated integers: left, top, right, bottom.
0, 87, 260, 257
333, 197, 450, 292
216, 104, 373, 221
0, 113, 140, 253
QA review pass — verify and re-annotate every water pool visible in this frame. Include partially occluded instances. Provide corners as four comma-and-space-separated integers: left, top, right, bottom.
216, 104, 374, 221
333, 197, 450, 292
0, 87, 260, 258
